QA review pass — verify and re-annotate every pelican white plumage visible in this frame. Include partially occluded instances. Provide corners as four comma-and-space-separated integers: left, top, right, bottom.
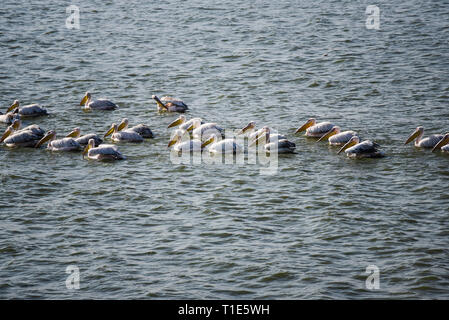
83, 138, 125, 160
80, 92, 118, 110
117, 118, 154, 138
6, 100, 48, 117
188, 118, 224, 141
317, 126, 358, 145
65, 127, 103, 146
202, 134, 243, 154
338, 136, 385, 159
250, 127, 296, 154
168, 129, 203, 153
104, 123, 143, 143
152, 95, 188, 113
404, 127, 443, 148
295, 118, 334, 138
35, 130, 81, 151
0, 119, 45, 147
236, 122, 277, 142
432, 133, 449, 153
167, 115, 204, 131
0, 108, 20, 124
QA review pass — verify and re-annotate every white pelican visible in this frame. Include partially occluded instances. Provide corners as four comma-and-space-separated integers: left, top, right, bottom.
432, 133, 449, 153
0, 108, 20, 124
202, 134, 243, 154
152, 95, 188, 113
188, 118, 224, 141
0, 119, 45, 147
338, 136, 385, 158
35, 130, 81, 151
83, 138, 125, 160
117, 118, 154, 138
295, 118, 334, 137
250, 126, 287, 143
405, 127, 443, 148
236, 122, 277, 142
167, 115, 204, 131
104, 123, 143, 142
6, 100, 48, 117
250, 128, 296, 154
80, 92, 118, 110
316, 126, 358, 145
65, 127, 103, 146
168, 129, 203, 153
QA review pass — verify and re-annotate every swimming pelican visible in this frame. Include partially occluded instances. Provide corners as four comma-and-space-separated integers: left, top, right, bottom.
152, 95, 188, 113
80, 92, 118, 110
295, 118, 334, 138
432, 133, 449, 153
188, 118, 224, 141
83, 138, 125, 160
201, 134, 243, 154
404, 127, 443, 148
65, 127, 103, 146
0, 119, 45, 147
35, 130, 81, 151
104, 123, 143, 142
168, 129, 203, 152
0, 108, 20, 124
317, 126, 358, 145
6, 100, 48, 117
250, 127, 296, 154
167, 115, 204, 131
250, 126, 288, 143
236, 122, 277, 142
338, 136, 385, 159
117, 118, 154, 138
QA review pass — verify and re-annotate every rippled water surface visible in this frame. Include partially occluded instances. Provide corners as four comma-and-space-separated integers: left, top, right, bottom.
1, 0, 448, 299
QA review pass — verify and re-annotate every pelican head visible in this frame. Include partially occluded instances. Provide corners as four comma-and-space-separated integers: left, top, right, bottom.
405, 126, 424, 145
83, 138, 96, 157
338, 136, 360, 154
66, 127, 81, 138
0, 126, 14, 143
35, 130, 56, 148
11, 118, 21, 130
118, 118, 129, 131
152, 95, 167, 110
80, 92, 92, 106
168, 129, 184, 147
104, 123, 118, 138
186, 118, 202, 132
201, 134, 218, 149
237, 121, 256, 135
317, 126, 341, 142
432, 133, 449, 152
6, 100, 20, 113
295, 118, 316, 134
168, 115, 186, 128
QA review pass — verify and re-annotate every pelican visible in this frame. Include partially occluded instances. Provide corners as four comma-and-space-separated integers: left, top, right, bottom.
168, 129, 203, 153
104, 123, 143, 142
65, 127, 103, 146
0, 108, 20, 124
432, 133, 449, 153
250, 127, 296, 154
117, 118, 154, 138
188, 118, 224, 141
0, 119, 45, 147
152, 95, 188, 113
338, 136, 385, 158
404, 127, 443, 148
250, 126, 287, 143
80, 92, 118, 110
6, 100, 48, 117
202, 134, 243, 154
167, 115, 204, 131
83, 138, 125, 160
317, 126, 358, 145
236, 122, 276, 142
295, 118, 334, 137
35, 130, 81, 151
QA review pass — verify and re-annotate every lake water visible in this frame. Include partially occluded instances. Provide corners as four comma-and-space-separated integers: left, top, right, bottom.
0, 0, 448, 299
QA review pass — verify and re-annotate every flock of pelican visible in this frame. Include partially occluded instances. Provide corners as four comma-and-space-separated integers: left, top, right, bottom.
1, 92, 449, 162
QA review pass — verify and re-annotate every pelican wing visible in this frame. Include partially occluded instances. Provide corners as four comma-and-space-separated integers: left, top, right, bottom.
306, 122, 334, 136
76, 134, 103, 146
4, 131, 41, 147
419, 134, 444, 148
19, 104, 48, 117
329, 131, 357, 145
48, 138, 81, 151
130, 124, 154, 138
89, 144, 125, 160
113, 130, 143, 142
88, 99, 118, 110
161, 97, 188, 109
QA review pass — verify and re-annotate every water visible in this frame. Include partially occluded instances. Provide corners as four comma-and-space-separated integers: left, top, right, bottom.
0, 0, 448, 299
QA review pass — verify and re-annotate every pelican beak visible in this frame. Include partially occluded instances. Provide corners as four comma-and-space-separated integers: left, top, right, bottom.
249, 133, 266, 147
0, 127, 13, 143
35, 131, 55, 148
167, 137, 178, 147
168, 117, 183, 128
405, 129, 420, 145
117, 120, 127, 131
338, 139, 357, 154
152, 95, 167, 110
237, 122, 255, 135
295, 119, 314, 134
104, 126, 114, 138
186, 123, 194, 132
317, 128, 337, 142
11, 120, 21, 130
66, 129, 79, 138
82, 144, 92, 157
80, 94, 88, 106
432, 134, 449, 152
6, 101, 19, 113
201, 136, 214, 149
